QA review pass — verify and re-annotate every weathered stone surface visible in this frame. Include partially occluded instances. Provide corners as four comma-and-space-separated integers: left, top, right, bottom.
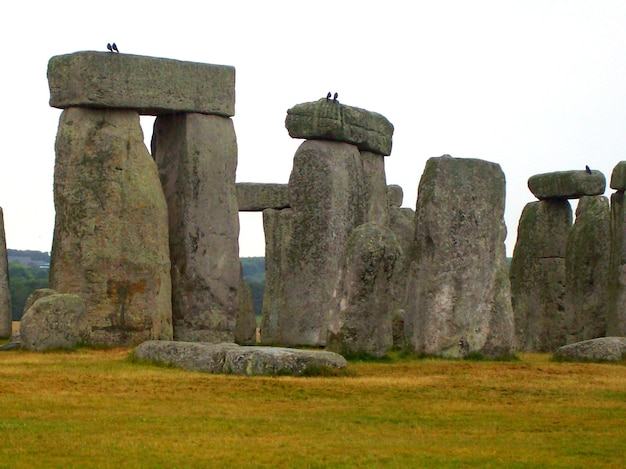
236, 183, 289, 211
236, 264, 257, 345
285, 99, 394, 156
391, 309, 405, 349
510, 200, 572, 352
23, 288, 57, 315
19, 294, 87, 351
134, 340, 348, 375
277, 140, 366, 346
553, 337, 626, 362
609, 161, 626, 191
152, 113, 239, 343
326, 223, 401, 357
528, 170, 605, 200
361, 151, 389, 226
405, 156, 516, 358
260, 208, 293, 345
607, 191, 626, 336
50, 108, 172, 347
0, 207, 10, 338
564, 196, 610, 343
387, 184, 403, 207
48, 52, 235, 116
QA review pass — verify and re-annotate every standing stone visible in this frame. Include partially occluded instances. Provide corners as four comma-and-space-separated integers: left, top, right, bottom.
236, 263, 257, 345
405, 156, 515, 358
510, 199, 572, 352
152, 113, 240, 343
360, 151, 389, 226
260, 208, 293, 345
608, 191, 626, 336
279, 140, 366, 347
50, 108, 172, 346
0, 207, 11, 338
326, 222, 401, 357
564, 196, 610, 343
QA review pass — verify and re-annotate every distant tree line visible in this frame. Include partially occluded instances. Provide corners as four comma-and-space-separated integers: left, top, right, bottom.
6, 251, 267, 321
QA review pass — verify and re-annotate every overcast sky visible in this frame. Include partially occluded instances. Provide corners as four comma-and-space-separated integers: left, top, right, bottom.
1, 1, 626, 257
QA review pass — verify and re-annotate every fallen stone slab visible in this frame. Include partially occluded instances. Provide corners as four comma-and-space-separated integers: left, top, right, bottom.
285, 99, 394, 156
553, 337, 626, 362
236, 183, 290, 211
528, 170, 605, 200
134, 340, 348, 376
48, 51, 235, 116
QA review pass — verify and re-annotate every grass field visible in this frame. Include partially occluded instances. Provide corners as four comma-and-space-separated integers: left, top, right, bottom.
0, 342, 624, 468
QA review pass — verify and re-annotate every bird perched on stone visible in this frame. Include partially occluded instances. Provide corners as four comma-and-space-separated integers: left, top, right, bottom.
326, 92, 331, 100
107, 43, 113, 52
112, 43, 119, 53
333, 92, 339, 101
585, 165, 592, 174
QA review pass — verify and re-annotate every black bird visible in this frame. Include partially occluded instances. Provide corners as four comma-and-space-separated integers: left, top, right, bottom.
585, 165, 592, 174
112, 43, 119, 53
326, 91, 331, 100
107, 43, 113, 53
333, 92, 338, 101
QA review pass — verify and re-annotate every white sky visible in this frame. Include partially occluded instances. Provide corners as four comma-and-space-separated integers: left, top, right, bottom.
1, 0, 625, 257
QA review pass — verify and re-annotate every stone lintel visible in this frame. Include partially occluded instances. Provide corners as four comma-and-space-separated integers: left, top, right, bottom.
48, 51, 235, 116
285, 99, 394, 156
236, 183, 290, 211
528, 170, 606, 200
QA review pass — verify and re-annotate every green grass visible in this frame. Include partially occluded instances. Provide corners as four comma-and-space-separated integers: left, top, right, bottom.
0, 349, 624, 468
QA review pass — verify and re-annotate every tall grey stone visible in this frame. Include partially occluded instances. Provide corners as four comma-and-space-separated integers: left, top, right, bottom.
326, 222, 401, 357
274, 140, 366, 346
510, 199, 572, 352
0, 207, 11, 338
608, 191, 626, 336
360, 151, 390, 226
49, 108, 172, 347
564, 196, 610, 343
236, 263, 257, 345
152, 113, 240, 343
405, 156, 515, 358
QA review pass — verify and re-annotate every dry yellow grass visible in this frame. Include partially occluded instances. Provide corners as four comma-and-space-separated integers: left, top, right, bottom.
0, 348, 624, 468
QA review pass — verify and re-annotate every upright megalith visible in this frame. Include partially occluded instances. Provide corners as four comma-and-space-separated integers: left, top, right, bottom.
0, 207, 11, 338
326, 222, 401, 357
607, 162, 626, 336
50, 108, 172, 346
152, 113, 240, 343
564, 196, 610, 343
510, 199, 572, 352
405, 156, 515, 358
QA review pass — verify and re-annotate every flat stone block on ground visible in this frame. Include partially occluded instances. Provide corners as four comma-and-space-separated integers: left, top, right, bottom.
134, 340, 348, 375
285, 99, 394, 156
236, 183, 290, 211
528, 170, 605, 200
48, 52, 235, 116
553, 337, 626, 362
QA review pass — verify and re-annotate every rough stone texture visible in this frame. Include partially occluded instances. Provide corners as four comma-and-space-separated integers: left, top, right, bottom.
152, 113, 239, 343
391, 309, 405, 349
134, 340, 348, 376
236, 264, 257, 345
607, 191, 626, 336
510, 200, 572, 352
236, 183, 289, 211
278, 140, 366, 346
49, 107, 172, 347
23, 288, 57, 315
19, 294, 87, 351
0, 207, 10, 338
259, 208, 293, 345
361, 151, 390, 226
285, 99, 394, 156
387, 184, 403, 207
405, 156, 516, 358
609, 161, 626, 191
48, 52, 235, 117
564, 196, 610, 343
553, 337, 626, 362
528, 170, 605, 200
326, 223, 401, 357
